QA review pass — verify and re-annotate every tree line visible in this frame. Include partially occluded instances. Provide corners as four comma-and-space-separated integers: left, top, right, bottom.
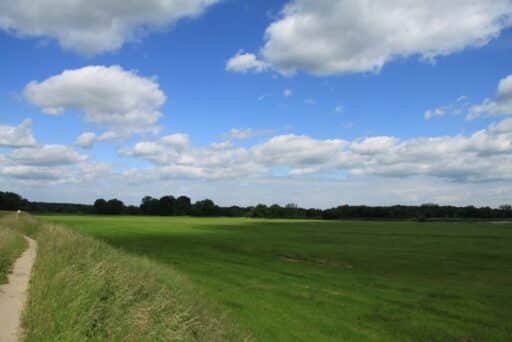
1, 190, 511, 220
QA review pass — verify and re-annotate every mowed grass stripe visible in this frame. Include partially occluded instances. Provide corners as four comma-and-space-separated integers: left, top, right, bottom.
41, 215, 512, 341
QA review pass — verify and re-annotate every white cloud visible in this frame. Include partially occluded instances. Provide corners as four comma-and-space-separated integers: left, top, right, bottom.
160, 133, 189, 150
225, 51, 270, 73
75, 132, 97, 149
468, 74, 512, 119
334, 105, 344, 113
76, 162, 113, 182
0, 143, 111, 184
0, 119, 36, 148
1, 162, 112, 183
304, 98, 316, 105
209, 141, 233, 150
74, 130, 122, 149
1, 165, 61, 181
0, 0, 220, 55
127, 141, 166, 157
424, 108, 446, 120
98, 131, 120, 142
4, 122, 512, 206
24, 65, 166, 135
120, 134, 190, 165
253, 134, 345, 167
237, 0, 512, 75
350, 136, 398, 155
119, 118, 512, 183
223, 128, 273, 141
8, 145, 88, 166
424, 95, 470, 119
283, 89, 293, 97
225, 128, 255, 140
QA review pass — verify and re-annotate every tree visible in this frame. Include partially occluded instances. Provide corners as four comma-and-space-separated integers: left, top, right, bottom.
140, 196, 160, 215
125, 205, 141, 215
500, 204, 512, 211
106, 199, 125, 215
268, 204, 283, 218
0, 191, 30, 211
94, 198, 108, 214
284, 203, 299, 218
175, 196, 192, 215
159, 196, 176, 216
193, 199, 217, 216
252, 204, 268, 218
500, 204, 512, 218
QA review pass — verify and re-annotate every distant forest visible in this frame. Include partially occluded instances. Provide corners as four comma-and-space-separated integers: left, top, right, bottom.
1, 190, 511, 220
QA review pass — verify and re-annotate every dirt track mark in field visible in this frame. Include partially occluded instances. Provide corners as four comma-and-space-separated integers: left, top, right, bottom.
0, 236, 37, 342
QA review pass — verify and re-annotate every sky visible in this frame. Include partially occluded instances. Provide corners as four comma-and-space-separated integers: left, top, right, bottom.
1, 0, 512, 208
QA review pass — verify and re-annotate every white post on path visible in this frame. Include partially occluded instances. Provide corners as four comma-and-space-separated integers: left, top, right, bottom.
16, 209, 21, 224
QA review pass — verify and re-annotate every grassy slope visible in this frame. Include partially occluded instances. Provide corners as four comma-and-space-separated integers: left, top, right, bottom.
15, 215, 247, 342
43, 215, 512, 341
0, 213, 28, 284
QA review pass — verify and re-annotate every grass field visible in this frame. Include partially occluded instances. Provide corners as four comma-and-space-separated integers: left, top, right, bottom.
11, 214, 245, 341
42, 215, 512, 341
0, 215, 27, 284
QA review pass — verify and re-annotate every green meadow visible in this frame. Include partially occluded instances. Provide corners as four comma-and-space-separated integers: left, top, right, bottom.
42, 215, 512, 341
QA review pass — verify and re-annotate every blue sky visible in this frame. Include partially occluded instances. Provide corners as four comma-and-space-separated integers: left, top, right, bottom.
1, 0, 512, 207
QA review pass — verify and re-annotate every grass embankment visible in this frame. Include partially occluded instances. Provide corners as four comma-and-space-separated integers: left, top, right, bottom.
0, 214, 28, 284
43, 215, 512, 341
13, 214, 247, 341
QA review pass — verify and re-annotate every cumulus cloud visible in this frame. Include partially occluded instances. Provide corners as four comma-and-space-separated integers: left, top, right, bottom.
350, 136, 398, 155
24, 65, 166, 136
120, 118, 512, 183
75, 162, 113, 182
0, 119, 36, 147
1, 162, 112, 183
283, 89, 293, 97
253, 135, 345, 167
5, 126, 512, 206
344, 122, 512, 182
74, 132, 97, 149
121, 133, 347, 180
468, 74, 512, 119
8, 145, 88, 166
0, 0, 220, 55
74, 130, 122, 149
1, 165, 61, 181
160, 133, 190, 150
225, 51, 270, 73
234, 0, 512, 75
0, 143, 111, 183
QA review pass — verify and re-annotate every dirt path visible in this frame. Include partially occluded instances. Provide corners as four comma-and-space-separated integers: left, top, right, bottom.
0, 236, 37, 342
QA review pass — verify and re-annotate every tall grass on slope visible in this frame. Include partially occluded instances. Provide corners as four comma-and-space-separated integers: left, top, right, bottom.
18, 216, 248, 341
0, 214, 28, 284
